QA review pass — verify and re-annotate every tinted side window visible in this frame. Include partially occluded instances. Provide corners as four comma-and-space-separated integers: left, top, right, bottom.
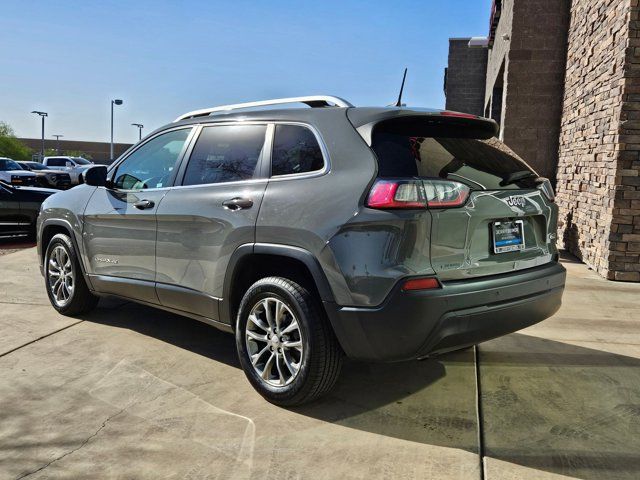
182, 125, 266, 186
271, 125, 324, 176
114, 128, 190, 190
47, 158, 66, 167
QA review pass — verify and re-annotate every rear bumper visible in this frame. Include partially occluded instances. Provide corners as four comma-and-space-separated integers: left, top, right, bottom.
324, 262, 566, 362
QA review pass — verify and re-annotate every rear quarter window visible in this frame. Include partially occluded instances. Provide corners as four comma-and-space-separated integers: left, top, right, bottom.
372, 128, 538, 190
271, 124, 324, 176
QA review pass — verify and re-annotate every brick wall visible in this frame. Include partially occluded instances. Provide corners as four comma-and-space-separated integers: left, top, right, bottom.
485, 0, 570, 180
485, 0, 513, 107
445, 39, 488, 116
613, 0, 640, 280
556, 0, 639, 280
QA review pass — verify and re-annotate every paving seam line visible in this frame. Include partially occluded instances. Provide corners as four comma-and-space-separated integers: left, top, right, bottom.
0, 320, 84, 358
474, 345, 486, 480
0, 301, 51, 306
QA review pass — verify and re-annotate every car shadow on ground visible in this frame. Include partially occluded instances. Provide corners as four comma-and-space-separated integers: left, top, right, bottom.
81, 300, 640, 479
480, 333, 640, 480
0, 237, 36, 255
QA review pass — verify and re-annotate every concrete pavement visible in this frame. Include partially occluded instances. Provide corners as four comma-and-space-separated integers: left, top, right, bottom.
0, 247, 638, 479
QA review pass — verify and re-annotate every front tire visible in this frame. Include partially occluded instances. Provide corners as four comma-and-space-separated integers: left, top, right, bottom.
44, 233, 98, 315
236, 277, 342, 406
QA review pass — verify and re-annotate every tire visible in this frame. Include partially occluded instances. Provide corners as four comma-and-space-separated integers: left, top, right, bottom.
236, 276, 342, 406
44, 233, 98, 315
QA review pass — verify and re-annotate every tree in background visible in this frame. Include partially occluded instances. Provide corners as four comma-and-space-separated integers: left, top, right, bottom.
44, 148, 93, 160
0, 121, 32, 160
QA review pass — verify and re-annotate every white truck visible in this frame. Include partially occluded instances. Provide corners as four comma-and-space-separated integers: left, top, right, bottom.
42, 156, 94, 185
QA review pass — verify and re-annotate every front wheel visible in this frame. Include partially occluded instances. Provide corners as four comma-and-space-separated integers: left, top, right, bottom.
235, 277, 342, 406
44, 233, 98, 315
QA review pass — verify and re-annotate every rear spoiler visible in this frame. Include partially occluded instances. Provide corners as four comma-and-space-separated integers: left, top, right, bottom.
348, 109, 499, 146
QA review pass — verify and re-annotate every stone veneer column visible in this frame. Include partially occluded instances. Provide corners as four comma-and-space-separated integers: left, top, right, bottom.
557, 0, 640, 281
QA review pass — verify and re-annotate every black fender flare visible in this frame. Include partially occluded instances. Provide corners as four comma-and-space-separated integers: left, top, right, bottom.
220, 243, 336, 326
40, 218, 93, 289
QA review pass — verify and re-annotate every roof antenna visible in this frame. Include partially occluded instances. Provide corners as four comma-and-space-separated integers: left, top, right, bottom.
394, 68, 408, 107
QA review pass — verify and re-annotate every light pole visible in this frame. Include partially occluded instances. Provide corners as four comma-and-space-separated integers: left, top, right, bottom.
110, 99, 123, 161
131, 123, 144, 141
31, 111, 48, 161
52, 134, 63, 154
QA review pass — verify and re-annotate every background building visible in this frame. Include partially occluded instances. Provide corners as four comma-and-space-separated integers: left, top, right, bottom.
445, 0, 640, 281
18, 138, 132, 164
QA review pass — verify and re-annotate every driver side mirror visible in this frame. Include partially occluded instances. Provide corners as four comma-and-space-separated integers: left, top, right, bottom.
84, 166, 108, 187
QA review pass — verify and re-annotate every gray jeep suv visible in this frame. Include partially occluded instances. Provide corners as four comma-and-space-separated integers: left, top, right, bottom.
37, 96, 566, 406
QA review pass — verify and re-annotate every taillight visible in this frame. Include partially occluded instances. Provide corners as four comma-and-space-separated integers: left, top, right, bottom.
439, 111, 478, 119
536, 177, 555, 202
366, 179, 425, 209
367, 179, 470, 209
402, 277, 440, 291
424, 179, 470, 208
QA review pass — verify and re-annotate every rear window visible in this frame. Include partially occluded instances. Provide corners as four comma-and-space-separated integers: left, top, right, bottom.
372, 127, 539, 190
46, 158, 67, 167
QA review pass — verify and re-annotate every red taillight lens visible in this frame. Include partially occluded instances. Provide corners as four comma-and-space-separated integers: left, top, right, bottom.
366, 179, 426, 209
367, 179, 470, 209
424, 180, 470, 208
439, 111, 478, 119
402, 277, 440, 291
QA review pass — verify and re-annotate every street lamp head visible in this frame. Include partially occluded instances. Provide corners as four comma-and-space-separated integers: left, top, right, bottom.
31, 110, 48, 116
131, 123, 144, 128
113, 99, 123, 106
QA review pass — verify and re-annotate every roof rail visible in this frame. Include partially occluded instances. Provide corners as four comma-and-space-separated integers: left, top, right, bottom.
174, 95, 354, 122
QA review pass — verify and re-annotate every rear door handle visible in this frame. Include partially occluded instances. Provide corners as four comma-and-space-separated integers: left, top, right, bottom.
133, 199, 155, 210
222, 197, 253, 210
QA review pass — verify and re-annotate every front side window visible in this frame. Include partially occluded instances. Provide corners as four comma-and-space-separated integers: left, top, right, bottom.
73, 157, 92, 165
182, 125, 267, 186
113, 128, 191, 190
271, 124, 324, 176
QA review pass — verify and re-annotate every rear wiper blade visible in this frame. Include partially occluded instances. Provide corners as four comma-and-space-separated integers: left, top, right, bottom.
500, 170, 538, 186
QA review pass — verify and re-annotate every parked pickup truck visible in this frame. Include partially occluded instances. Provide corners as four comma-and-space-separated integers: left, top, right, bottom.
42, 156, 94, 185
17, 161, 72, 189
0, 157, 37, 186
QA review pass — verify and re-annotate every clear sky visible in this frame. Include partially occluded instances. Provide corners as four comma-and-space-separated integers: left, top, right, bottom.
1, 0, 492, 144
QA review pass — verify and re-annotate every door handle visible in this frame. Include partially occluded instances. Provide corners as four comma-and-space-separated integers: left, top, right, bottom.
222, 197, 253, 210
133, 199, 155, 210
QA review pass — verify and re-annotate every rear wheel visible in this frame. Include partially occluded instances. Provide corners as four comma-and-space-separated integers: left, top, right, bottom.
44, 233, 98, 315
235, 277, 342, 406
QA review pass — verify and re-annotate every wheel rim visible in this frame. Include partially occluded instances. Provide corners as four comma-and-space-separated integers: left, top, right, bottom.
47, 245, 74, 307
245, 297, 304, 387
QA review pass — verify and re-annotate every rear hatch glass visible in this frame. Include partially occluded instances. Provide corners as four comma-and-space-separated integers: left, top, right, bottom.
373, 132, 539, 190
371, 120, 556, 280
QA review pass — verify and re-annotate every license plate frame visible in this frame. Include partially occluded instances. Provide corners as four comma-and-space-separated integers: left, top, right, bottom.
492, 220, 525, 254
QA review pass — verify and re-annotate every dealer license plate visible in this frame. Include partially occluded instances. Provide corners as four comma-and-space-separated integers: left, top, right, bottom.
492, 220, 525, 254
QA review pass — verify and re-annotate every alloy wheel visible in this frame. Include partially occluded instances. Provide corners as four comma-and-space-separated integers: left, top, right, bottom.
245, 297, 304, 387
47, 245, 74, 307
